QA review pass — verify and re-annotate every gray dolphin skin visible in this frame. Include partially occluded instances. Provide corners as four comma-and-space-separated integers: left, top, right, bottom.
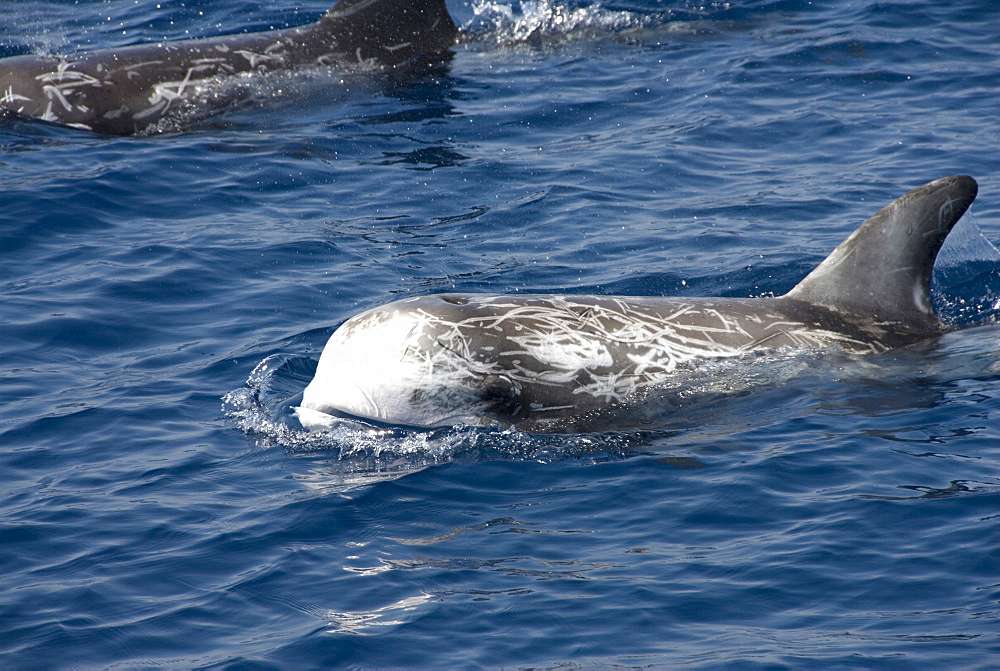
296, 176, 979, 432
0, 0, 457, 135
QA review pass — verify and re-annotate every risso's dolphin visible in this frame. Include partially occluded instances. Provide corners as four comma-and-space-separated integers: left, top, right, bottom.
0, 0, 457, 135
296, 176, 979, 432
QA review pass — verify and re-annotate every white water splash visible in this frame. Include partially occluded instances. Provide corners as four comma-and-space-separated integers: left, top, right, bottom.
937, 214, 1000, 268
465, 0, 651, 47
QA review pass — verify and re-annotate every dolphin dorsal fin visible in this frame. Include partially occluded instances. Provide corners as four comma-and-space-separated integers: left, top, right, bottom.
784, 175, 978, 335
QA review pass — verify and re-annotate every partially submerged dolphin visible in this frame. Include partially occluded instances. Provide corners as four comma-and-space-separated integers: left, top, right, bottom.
296, 175, 979, 432
0, 0, 458, 135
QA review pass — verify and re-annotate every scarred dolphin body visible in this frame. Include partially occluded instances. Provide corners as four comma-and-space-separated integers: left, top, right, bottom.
0, 0, 457, 135
296, 176, 980, 432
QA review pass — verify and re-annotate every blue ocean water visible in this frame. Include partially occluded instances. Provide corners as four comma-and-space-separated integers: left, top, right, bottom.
2, 0, 1000, 667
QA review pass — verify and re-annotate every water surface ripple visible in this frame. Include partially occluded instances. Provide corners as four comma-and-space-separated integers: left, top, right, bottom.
1, 0, 999, 667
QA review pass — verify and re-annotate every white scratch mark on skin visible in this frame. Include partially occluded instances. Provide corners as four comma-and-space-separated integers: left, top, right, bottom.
134, 61, 223, 119
29, 64, 109, 117
40, 100, 57, 122
1, 87, 31, 105
234, 49, 284, 69
37, 66, 101, 86
123, 60, 166, 79
316, 53, 341, 66
124, 60, 166, 71
102, 105, 129, 120
42, 84, 74, 112
132, 98, 169, 120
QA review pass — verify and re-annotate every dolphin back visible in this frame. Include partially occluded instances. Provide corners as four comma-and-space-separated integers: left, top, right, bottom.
784, 175, 978, 337
0, 0, 458, 134
323, 0, 458, 58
